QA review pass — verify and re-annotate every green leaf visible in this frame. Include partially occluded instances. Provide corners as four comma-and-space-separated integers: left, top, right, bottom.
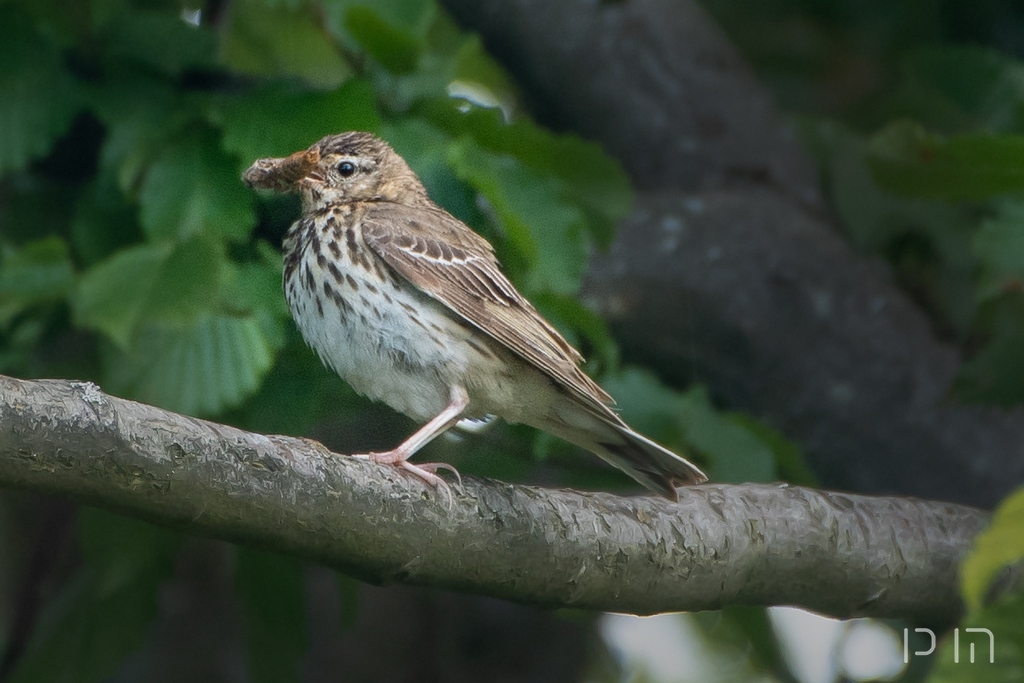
451, 36, 519, 113
902, 46, 1024, 133
381, 118, 484, 226
104, 311, 282, 415
236, 549, 307, 683
74, 237, 225, 346
600, 369, 777, 482
101, 9, 216, 76
929, 585, 1024, 682
0, 9, 83, 174
728, 414, 817, 486
70, 175, 143, 266
221, 244, 288, 319
143, 236, 226, 322
531, 291, 620, 375
89, 73, 189, 193
233, 332, 358, 435
955, 295, 1024, 407
868, 121, 1024, 200
215, 79, 382, 163
447, 140, 586, 295
800, 118, 978, 333
677, 386, 776, 483
600, 367, 694, 448
74, 242, 171, 346
962, 487, 1024, 610
139, 126, 255, 242
345, 6, 421, 74
7, 509, 177, 683
974, 201, 1024, 301
422, 101, 632, 246
220, 0, 351, 89
0, 237, 74, 324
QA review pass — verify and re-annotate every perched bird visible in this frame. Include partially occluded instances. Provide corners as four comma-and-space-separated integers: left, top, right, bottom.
243, 131, 707, 499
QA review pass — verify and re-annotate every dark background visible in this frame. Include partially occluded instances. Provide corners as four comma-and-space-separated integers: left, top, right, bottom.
1, 0, 1023, 680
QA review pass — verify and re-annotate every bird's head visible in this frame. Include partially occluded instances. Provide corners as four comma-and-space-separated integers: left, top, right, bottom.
242, 131, 428, 211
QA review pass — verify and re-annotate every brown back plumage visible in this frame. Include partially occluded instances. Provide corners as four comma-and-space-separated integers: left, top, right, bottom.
360, 202, 619, 419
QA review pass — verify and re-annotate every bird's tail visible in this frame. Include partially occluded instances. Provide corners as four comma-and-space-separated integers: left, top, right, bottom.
536, 404, 707, 500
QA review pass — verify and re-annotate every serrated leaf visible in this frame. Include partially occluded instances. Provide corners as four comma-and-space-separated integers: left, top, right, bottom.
0, 236, 74, 324
868, 121, 1024, 200
236, 549, 307, 683
144, 236, 225, 322
74, 238, 224, 346
235, 333, 358, 435
215, 79, 381, 163
220, 1, 350, 89
7, 509, 177, 683
962, 487, 1024, 610
104, 312, 282, 415
139, 126, 255, 242
0, 9, 83, 174
974, 201, 1024, 301
447, 140, 586, 295
74, 243, 172, 345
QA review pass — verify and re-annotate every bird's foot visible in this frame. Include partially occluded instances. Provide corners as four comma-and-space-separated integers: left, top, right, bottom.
352, 451, 462, 499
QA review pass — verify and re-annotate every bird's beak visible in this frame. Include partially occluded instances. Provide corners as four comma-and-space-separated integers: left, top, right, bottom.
242, 148, 322, 192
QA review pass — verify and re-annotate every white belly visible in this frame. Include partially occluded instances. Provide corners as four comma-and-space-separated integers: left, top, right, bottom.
285, 262, 462, 421
283, 216, 560, 426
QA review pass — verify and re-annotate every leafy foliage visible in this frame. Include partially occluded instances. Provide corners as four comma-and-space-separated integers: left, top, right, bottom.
700, 5, 1024, 680
929, 487, 1024, 682
0, 0, 800, 678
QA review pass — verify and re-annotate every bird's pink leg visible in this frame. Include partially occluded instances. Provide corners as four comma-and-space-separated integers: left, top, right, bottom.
352, 386, 468, 488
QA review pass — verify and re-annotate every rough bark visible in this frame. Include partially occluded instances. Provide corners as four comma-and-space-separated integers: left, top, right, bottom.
439, 0, 1024, 508
0, 374, 989, 627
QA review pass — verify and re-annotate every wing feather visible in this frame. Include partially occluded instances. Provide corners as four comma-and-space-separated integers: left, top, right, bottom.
360, 203, 617, 416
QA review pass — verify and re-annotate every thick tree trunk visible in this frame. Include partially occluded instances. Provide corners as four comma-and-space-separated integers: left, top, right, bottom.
441, 0, 1024, 508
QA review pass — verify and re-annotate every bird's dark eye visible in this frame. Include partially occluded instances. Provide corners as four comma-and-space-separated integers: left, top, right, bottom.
337, 161, 356, 178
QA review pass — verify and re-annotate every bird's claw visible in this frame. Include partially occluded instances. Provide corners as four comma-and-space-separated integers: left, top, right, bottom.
351, 451, 461, 506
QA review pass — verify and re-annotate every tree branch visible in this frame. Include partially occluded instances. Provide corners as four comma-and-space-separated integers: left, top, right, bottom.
0, 374, 987, 626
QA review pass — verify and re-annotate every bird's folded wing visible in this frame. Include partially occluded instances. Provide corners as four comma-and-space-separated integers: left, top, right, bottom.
361, 203, 618, 419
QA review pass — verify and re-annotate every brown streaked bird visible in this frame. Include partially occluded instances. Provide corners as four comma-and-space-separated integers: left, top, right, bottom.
243, 131, 707, 499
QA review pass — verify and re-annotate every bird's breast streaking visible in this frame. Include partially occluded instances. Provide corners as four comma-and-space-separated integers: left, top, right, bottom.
244, 130, 707, 499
